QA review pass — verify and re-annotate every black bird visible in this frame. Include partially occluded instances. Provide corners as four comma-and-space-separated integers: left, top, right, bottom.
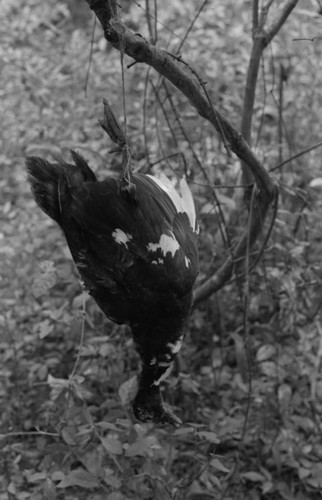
26, 151, 199, 424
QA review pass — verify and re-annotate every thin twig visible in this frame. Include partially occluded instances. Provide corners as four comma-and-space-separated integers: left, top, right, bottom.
84, 15, 97, 95
175, 0, 209, 54
0, 430, 59, 439
270, 140, 322, 172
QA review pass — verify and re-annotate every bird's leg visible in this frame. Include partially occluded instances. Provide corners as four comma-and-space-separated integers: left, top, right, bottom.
132, 340, 183, 425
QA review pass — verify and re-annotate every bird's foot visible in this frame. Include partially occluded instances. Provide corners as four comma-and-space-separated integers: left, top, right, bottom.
132, 391, 182, 426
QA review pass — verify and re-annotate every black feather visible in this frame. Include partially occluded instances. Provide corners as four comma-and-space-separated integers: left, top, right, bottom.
26, 153, 198, 425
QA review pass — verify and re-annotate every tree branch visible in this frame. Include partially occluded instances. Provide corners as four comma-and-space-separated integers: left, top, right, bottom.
266, 0, 299, 44
240, 0, 299, 186
85, 0, 275, 200
84, 0, 278, 304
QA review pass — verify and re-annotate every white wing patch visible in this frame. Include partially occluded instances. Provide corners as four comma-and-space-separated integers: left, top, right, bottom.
167, 336, 183, 354
112, 228, 132, 248
147, 232, 180, 257
184, 256, 191, 268
147, 173, 197, 232
179, 177, 197, 231
151, 258, 165, 265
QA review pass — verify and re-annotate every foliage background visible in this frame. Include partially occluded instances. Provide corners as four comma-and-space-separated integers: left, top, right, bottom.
1, 0, 322, 499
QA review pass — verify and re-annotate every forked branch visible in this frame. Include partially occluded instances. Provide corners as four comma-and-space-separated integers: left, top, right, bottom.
84, 0, 278, 302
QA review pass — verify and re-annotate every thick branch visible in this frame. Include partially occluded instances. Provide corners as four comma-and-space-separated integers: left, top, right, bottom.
266, 0, 299, 44
85, 0, 279, 304
85, 0, 275, 201
241, 0, 299, 185
241, 35, 265, 147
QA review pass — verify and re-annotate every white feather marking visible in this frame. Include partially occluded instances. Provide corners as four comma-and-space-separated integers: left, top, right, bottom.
167, 337, 183, 354
112, 228, 132, 248
147, 232, 180, 257
179, 177, 197, 231
153, 365, 172, 386
184, 256, 191, 268
147, 173, 197, 232
151, 257, 164, 265
150, 357, 157, 365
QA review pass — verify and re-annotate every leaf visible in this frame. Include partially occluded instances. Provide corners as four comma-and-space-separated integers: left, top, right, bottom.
298, 467, 311, 480
56, 468, 98, 489
38, 319, 54, 339
262, 481, 273, 494
51, 472, 64, 482
242, 471, 266, 482
32, 260, 57, 298
210, 458, 230, 473
7, 482, 16, 495
197, 431, 219, 444
309, 177, 322, 188
278, 383, 292, 411
47, 374, 69, 387
39, 260, 56, 272
200, 193, 236, 217
42, 479, 57, 500
101, 436, 123, 455
107, 492, 126, 500
124, 437, 158, 457
259, 361, 276, 377
104, 469, 122, 489
28, 472, 48, 483
256, 344, 275, 362
174, 426, 195, 436
290, 244, 307, 258
32, 273, 57, 298
61, 426, 78, 446
118, 376, 137, 406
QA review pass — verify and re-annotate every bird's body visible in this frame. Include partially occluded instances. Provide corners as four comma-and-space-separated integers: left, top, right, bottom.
26, 152, 198, 424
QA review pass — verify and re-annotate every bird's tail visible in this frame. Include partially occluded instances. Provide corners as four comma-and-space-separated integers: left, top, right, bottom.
26, 151, 97, 225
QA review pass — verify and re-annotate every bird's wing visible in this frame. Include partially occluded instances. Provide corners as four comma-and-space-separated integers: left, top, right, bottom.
59, 174, 198, 293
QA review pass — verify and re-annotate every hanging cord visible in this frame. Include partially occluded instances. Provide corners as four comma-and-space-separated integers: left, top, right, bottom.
99, 6, 133, 191
118, 10, 133, 185
84, 16, 97, 96
99, 98, 135, 197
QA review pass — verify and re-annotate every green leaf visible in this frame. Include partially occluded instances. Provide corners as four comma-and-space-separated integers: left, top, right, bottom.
56, 468, 98, 489
118, 376, 137, 406
101, 436, 123, 455
197, 431, 219, 444
173, 426, 195, 436
38, 319, 54, 339
61, 426, 78, 446
107, 492, 126, 500
124, 437, 158, 457
210, 458, 230, 473
28, 472, 48, 483
298, 467, 310, 480
256, 344, 275, 362
262, 481, 273, 494
42, 478, 57, 500
242, 471, 266, 482
104, 469, 122, 489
